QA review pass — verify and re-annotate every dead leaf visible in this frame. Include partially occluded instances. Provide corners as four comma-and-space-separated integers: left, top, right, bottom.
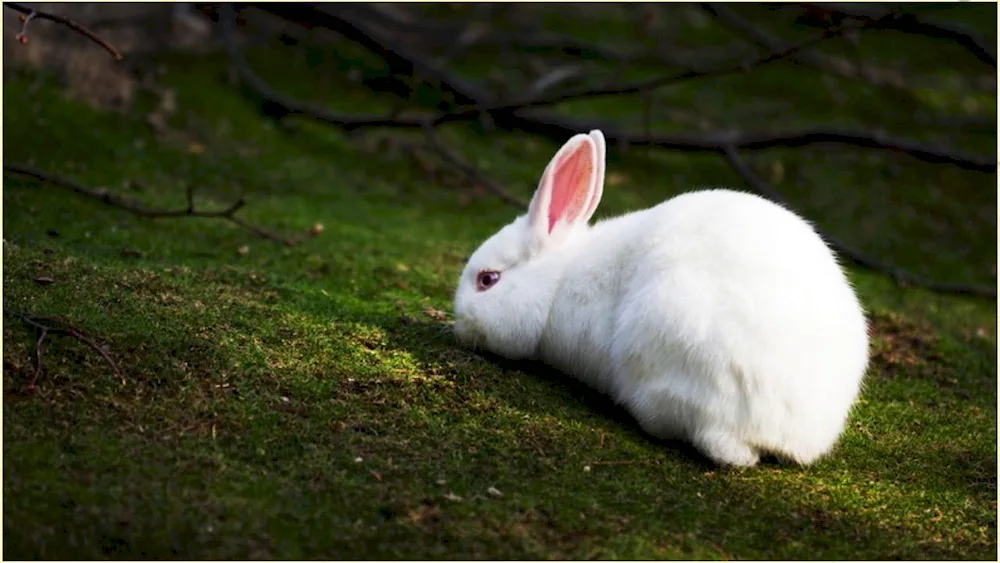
424, 306, 448, 321
33, 277, 55, 285
869, 311, 943, 377
145, 112, 168, 133
406, 502, 441, 528
930, 507, 943, 523
188, 142, 205, 154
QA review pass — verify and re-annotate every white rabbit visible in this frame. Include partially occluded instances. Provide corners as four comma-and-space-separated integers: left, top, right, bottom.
453, 129, 870, 467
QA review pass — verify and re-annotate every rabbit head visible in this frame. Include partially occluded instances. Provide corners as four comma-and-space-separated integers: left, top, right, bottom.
453, 130, 606, 359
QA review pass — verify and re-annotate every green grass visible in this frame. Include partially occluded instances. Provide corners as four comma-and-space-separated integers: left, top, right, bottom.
3, 5, 997, 559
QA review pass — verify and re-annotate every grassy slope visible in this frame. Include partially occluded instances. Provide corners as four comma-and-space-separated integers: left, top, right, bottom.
3, 5, 997, 559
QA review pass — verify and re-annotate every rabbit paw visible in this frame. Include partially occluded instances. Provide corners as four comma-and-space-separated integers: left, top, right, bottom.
695, 428, 760, 467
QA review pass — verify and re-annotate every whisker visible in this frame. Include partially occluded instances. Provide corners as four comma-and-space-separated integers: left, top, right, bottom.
429, 330, 452, 342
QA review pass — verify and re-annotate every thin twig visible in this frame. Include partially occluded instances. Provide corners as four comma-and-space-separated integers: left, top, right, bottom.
586, 460, 640, 466
722, 146, 996, 299
32, 327, 47, 389
3, 163, 304, 246
185, 183, 196, 213
6, 308, 125, 390
420, 123, 527, 208
3, 2, 123, 60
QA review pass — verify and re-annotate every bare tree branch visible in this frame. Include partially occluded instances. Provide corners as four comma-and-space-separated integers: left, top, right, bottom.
247, 3, 492, 107
722, 146, 996, 299
797, 2, 996, 68
435, 20, 857, 120
3, 2, 123, 60
4, 164, 306, 246
508, 113, 998, 173
702, 3, 983, 94
219, 5, 521, 207
218, 5, 430, 130
212, 2, 995, 298
245, 4, 996, 175
343, 2, 747, 70
251, 1, 843, 120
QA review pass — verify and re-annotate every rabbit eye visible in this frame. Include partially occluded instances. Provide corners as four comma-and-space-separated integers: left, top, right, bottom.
476, 270, 501, 291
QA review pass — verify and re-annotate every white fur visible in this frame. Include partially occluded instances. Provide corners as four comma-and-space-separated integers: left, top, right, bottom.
453, 130, 870, 467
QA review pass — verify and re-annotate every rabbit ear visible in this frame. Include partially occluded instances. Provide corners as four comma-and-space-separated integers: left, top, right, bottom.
527, 131, 604, 242
583, 129, 606, 220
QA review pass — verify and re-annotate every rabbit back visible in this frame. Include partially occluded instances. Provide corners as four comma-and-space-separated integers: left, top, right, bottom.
555, 189, 869, 465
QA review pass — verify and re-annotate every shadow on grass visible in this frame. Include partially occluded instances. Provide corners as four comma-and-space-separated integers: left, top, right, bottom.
374, 316, 996, 559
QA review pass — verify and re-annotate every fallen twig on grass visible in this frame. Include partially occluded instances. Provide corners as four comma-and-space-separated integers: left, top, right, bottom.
3, 2, 123, 60
3, 163, 306, 246
722, 146, 997, 299
5, 308, 124, 390
585, 460, 641, 466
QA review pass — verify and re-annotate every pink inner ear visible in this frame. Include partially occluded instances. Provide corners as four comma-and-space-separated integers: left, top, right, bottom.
547, 142, 593, 232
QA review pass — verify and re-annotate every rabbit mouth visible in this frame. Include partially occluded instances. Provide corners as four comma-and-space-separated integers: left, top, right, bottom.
453, 317, 485, 350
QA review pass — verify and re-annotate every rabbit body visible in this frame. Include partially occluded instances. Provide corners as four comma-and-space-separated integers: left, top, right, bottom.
453, 130, 869, 467
540, 189, 868, 466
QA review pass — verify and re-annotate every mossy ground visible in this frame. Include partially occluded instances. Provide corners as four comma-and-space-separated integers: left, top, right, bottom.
3, 4, 997, 559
